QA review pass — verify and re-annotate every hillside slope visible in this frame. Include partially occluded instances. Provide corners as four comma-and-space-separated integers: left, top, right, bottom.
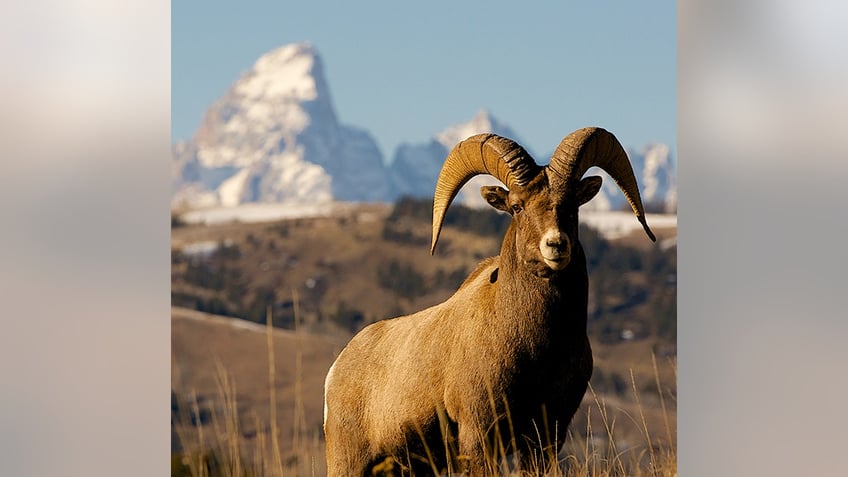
172, 307, 346, 457
172, 201, 677, 342
171, 306, 676, 469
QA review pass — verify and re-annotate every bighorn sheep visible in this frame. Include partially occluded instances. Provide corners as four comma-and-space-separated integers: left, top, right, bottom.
323, 127, 655, 475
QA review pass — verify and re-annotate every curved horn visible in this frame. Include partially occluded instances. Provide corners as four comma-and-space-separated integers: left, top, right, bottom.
548, 127, 656, 242
431, 133, 540, 254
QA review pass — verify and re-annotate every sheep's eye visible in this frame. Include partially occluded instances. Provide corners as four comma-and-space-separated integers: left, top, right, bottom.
511, 204, 523, 214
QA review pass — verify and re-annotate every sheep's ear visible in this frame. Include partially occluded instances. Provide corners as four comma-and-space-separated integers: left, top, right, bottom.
481, 186, 510, 213
577, 176, 603, 206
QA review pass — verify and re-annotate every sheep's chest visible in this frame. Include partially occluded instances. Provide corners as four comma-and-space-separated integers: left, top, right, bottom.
500, 334, 593, 431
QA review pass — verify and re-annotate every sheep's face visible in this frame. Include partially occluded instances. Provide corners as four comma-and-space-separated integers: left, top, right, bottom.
482, 172, 602, 277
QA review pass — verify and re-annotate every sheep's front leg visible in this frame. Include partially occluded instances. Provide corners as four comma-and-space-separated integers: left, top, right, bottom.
324, 414, 371, 477
457, 423, 487, 477
325, 437, 370, 477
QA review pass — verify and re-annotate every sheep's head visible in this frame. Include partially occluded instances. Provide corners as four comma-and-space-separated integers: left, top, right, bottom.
431, 128, 656, 276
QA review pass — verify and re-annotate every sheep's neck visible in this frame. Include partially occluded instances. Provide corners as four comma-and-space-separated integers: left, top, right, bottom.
496, 223, 589, 342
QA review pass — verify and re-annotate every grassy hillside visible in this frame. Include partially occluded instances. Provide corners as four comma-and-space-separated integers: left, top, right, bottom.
171, 307, 676, 476
171, 199, 677, 476
171, 199, 676, 343
172, 307, 343, 475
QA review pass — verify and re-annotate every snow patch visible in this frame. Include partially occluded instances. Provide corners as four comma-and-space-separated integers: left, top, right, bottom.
180, 241, 219, 257
218, 168, 250, 206
580, 211, 677, 240
435, 109, 505, 149
180, 201, 349, 225
237, 43, 318, 101
641, 143, 670, 201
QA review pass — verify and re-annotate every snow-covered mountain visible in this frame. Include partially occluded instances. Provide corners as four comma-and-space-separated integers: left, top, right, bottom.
172, 43, 389, 209
172, 42, 676, 213
388, 109, 536, 208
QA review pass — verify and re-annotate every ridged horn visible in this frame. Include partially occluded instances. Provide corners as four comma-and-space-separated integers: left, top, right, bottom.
431, 133, 540, 254
548, 127, 656, 242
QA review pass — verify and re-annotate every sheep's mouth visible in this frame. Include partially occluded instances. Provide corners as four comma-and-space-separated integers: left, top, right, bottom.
543, 257, 568, 270
528, 258, 566, 278
541, 249, 570, 270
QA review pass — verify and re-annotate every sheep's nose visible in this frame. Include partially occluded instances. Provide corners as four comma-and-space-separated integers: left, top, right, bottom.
544, 233, 569, 251
546, 237, 564, 249
540, 230, 571, 269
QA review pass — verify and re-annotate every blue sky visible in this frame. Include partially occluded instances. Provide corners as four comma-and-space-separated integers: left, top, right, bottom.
172, 1, 676, 160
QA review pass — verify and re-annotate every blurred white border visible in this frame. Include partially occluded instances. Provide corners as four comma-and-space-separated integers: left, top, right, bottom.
0, 1, 170, 476
679, 1, 848, 475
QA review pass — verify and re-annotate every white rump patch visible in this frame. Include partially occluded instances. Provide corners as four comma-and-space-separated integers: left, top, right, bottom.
323, 359, 337, 425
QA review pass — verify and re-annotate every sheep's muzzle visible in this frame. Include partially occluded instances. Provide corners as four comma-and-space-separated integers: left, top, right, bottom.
539, 229, 571, 270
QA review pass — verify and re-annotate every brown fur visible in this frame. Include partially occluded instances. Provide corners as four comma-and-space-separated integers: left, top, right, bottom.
323, 171, 612, 476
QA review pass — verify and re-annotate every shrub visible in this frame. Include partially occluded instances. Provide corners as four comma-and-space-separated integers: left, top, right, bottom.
377, 259, 427, 299
328, 301, 365, 333
387, 196, 511, 239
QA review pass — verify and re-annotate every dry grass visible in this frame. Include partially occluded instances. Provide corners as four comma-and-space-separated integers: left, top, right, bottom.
172, 308, 675, 477
173, 307, 329, 477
